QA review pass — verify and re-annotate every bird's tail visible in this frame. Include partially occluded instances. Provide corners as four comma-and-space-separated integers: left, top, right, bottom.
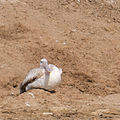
59, 68, 62, 74
19, 77, 37, 94
19, 82, 26, 94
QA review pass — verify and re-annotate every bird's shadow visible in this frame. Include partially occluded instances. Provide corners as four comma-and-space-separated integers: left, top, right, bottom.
19, 88, 56, 95
40, 88, 56, 93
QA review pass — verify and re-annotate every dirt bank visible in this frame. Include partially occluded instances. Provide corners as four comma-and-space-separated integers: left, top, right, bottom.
0, 0, 120, 119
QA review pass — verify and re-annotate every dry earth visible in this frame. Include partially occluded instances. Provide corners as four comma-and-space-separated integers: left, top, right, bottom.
0, 0, 120, 119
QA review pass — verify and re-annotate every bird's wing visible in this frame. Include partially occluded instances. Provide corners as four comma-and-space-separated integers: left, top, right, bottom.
20, 67, 45, 94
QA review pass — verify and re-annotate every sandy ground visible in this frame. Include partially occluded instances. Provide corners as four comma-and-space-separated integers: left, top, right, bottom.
0, 0, 120, 119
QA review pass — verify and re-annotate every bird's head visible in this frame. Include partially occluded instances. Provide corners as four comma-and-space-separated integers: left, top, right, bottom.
40, 58, 48, 68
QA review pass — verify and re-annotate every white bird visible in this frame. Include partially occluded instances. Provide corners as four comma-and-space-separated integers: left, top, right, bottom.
20, 58, 62, 94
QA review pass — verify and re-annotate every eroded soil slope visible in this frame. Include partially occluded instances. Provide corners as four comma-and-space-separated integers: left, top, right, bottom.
0, 0, 120, 119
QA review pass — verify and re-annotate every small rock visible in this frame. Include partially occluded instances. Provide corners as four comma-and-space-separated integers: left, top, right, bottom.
11, 92, 14, 95
43, 112, 53, 115
63, 42, 66, 45
71, 29, 77, 32
28, 92, 35, 98
25, 102, 30, 107
40, 36, 42, 39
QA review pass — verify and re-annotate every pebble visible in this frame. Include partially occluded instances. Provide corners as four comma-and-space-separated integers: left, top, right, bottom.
25, 102, 30, 107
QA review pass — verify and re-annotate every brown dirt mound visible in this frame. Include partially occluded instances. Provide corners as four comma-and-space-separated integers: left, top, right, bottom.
0, 0, 120, 119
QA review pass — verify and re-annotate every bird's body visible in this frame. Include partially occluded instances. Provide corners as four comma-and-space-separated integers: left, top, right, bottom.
20, 59, 62, 94
47, 64, 62, 90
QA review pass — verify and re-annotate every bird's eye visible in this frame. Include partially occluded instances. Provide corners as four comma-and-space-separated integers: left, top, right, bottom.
40, 61, 43, 63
